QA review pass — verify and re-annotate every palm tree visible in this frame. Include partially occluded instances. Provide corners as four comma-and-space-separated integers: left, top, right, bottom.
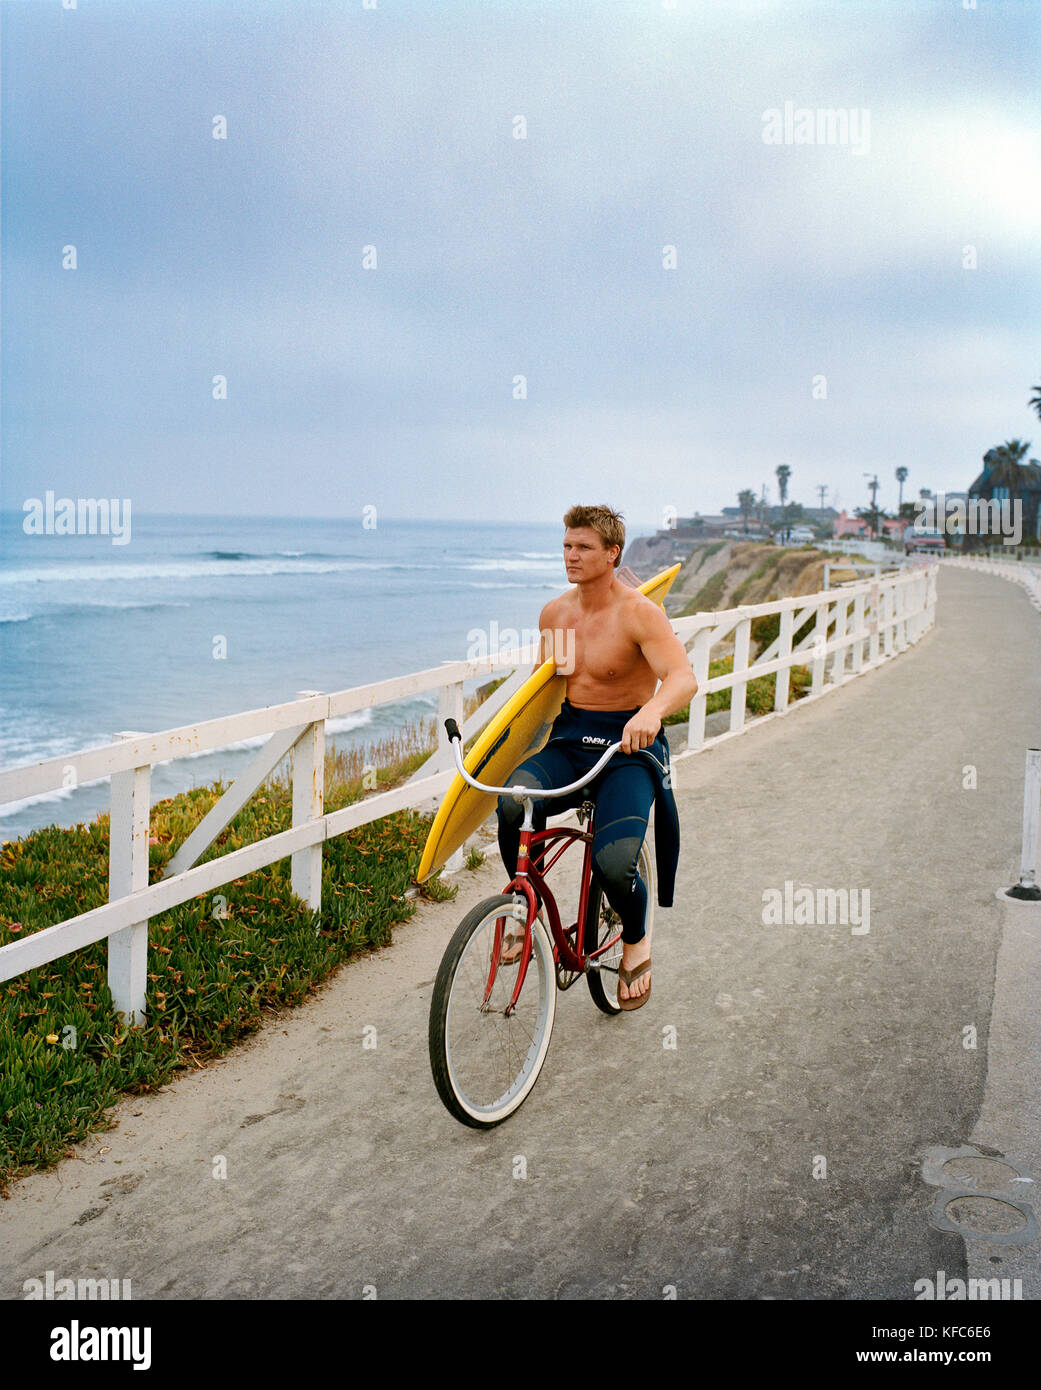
895, 467, 908, 512
862, 474, 881, 539
855, 505, 889, 541
775, 465, 791, 540
978, 439, 1034, 491
1029, 381, 1041, 423
737, 489, 756, 534
997, 439, 1031, 468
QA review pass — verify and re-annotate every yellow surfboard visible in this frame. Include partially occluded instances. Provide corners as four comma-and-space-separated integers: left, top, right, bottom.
416, 562, 682, 881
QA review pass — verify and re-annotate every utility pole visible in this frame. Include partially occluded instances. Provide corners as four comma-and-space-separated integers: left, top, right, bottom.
816, 484, 827, 512
864, 473, 880, 539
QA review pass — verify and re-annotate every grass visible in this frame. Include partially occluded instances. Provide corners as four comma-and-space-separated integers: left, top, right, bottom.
691, 539, 728, 574
663, 655, 813, 725
679, 569, 728, 615
0, 721, 459, 1194
731, 554, 785, 605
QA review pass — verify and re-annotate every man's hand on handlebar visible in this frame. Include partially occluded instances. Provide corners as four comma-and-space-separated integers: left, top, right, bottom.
620, 709, 661, 753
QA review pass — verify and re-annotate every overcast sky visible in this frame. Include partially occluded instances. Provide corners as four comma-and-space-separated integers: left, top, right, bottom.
2, 0, 1039, 533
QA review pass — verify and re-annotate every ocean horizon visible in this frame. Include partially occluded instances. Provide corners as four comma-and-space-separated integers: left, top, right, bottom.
0, 511, 630, 840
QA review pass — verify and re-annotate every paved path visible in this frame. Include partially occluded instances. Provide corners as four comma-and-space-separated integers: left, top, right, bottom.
2, 567, 1038, 1300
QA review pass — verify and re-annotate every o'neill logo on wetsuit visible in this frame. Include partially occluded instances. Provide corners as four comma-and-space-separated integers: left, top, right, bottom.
581, 736, 609, 745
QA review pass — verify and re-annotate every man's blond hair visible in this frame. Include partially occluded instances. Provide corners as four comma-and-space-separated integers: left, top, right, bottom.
563, 504, 625, 568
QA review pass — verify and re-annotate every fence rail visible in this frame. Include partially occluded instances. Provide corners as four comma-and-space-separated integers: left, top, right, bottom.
0, 565, 939, 1022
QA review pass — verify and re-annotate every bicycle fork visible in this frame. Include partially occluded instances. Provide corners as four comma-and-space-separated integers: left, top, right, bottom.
489, 794, 540, 1018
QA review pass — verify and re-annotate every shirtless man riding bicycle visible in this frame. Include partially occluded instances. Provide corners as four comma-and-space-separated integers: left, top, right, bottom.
496, 504, 698, 1008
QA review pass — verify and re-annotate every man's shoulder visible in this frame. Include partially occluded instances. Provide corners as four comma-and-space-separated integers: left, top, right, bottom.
617, 582, 664, 626
541, 589, 576, 619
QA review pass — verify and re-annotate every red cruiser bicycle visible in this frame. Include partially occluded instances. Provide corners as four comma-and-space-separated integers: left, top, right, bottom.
428, 718, 659, 1128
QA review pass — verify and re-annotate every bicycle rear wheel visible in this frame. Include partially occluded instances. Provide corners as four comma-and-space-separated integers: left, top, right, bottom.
429, 894, 557, 1128
585, 841, 656, 1014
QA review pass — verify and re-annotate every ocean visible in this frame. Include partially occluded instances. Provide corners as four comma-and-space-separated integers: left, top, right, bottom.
0, 513, 571, 840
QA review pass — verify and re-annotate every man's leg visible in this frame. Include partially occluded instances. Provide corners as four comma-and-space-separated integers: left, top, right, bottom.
495, 745, 578, 878
589, 757, 657, 1003
495, 745, 578, 960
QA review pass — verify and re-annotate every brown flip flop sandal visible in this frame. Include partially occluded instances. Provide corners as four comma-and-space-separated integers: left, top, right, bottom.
617, 958, 651, 1010
499, 933, 525, 965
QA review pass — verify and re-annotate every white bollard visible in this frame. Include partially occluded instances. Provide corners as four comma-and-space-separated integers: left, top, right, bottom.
1005, 748, 1041, 901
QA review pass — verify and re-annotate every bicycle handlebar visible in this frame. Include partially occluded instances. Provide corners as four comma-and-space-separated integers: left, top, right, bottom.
445, 718, 634, 800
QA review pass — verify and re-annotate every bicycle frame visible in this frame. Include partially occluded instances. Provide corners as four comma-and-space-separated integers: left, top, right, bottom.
487, 806, 621, 1016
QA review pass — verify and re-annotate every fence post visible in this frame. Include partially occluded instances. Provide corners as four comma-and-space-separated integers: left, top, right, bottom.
687, 627, 711, 751
831, 594, 849, 682
774, 606, 794, 711
917, 571, 929, 637
291, 693, 325, 911
811, 598, 828, 696
1005, 749, 1041, 901
894, 580, 908, 652
108, 732, 151, 1026
850, 591, 866, 672
866, 581, 880, 664
928, 566, 939, 630
884, 582, 896, 657
730, 614, 751, 734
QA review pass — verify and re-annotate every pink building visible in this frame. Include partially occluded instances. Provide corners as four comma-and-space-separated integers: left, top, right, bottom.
834, 509, 903, 539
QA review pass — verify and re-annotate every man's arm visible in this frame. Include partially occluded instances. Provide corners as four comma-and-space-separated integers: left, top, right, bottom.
537, 596, 574, 672
621, 600, 698, 752
537, 601, 554, 665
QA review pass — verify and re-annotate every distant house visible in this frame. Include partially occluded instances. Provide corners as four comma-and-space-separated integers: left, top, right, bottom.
663, 514, 733, 539
967, 451, 1041, 546
834, 509, 903, 540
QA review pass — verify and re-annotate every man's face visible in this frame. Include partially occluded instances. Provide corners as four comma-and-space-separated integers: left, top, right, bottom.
563, 526, 618, 582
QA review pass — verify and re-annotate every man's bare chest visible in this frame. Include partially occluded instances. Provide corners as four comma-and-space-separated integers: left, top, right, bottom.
566, 612, 645, 682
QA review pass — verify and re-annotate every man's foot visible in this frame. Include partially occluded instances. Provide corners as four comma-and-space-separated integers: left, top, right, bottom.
499, 904, 545, 965
618, 939, 652, 1009
499, 933, 524, 965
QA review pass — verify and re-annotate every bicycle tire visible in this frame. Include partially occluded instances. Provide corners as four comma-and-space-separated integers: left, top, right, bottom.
429, 894, 557, 1128
586, 842, 656, 1014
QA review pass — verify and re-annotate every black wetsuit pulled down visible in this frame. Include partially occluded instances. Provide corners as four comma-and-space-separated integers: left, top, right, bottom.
496, 700, 667, 944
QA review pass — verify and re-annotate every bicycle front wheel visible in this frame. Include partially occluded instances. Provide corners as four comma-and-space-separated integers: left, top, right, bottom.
586, 841, 656, 1015
429, 894, 557, 1128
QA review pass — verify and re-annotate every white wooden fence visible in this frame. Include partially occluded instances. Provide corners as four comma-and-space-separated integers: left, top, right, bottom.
0, 564, 938, 1024
668, 563, 937, 754
817, 538, 894, 561
942, 554, 1041, 613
